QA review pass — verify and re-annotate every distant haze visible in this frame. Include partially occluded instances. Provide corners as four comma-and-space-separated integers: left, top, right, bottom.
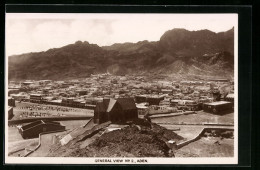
5, 13, 237, 56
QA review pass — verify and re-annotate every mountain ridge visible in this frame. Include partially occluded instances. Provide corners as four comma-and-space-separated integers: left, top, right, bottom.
8, 28, 234, 80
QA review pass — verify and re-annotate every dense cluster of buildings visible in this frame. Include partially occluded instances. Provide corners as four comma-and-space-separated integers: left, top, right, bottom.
8, 74, 234, 122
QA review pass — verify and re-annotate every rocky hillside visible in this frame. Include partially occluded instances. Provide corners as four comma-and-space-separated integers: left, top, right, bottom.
8, 28, 234, 80
48, 120, 183, 157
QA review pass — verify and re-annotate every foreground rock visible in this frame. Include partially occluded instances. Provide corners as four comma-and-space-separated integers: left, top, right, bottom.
48, 120, 183, 157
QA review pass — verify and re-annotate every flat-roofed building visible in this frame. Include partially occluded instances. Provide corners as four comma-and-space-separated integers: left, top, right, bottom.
203, 101, 233, 114
30, 94, 43, 103
135, 95, 147, 104
8, 97, 15, 107
171, 99, 200, 111
135, 95, 164, 105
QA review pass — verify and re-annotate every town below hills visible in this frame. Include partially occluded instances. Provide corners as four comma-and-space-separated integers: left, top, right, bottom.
8, 27, 234, 81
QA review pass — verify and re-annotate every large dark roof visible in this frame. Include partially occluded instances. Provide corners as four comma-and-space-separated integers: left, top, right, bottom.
21, 120, 62, 130
95, 102, 107, 113
117, 98, 137, 110
96, 98, 137, 112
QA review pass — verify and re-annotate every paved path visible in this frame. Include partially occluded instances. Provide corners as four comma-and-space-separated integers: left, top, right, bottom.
159, 124, 234, 143
28, 131, 66, 157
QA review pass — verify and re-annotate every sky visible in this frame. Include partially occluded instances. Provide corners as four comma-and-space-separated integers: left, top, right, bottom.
5, 13, 237, 56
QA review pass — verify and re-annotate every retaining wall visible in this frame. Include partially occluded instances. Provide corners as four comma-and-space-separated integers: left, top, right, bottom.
176, 127, 234, 149
24, 129, 66, 157
150, 111, 195, 119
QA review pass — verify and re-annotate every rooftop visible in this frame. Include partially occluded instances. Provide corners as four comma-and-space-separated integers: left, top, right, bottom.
30, 94, 43, 96
226, 93, 234, 98
205, 101, 232, 106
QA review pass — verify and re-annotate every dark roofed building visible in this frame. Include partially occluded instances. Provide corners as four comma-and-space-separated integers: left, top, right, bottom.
8, 97, 15, 107
146, 96, 165, 105
94, 98, 138, 124
18, 120, 65, 139
135, 95, 147, 104
135, 95, 165, 105
30, 94, 43, 103
203, 101, 233, 114
8, 106, 14, 120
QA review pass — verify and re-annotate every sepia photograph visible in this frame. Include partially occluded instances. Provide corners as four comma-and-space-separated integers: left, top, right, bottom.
5, 13, 238, 164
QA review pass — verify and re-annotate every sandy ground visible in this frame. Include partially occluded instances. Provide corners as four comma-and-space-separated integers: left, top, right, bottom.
28, 131, 67, 157
175, 137, 234, 157
8, 126, 26, 142
8, 139, 38, 155
8, 126, 38, 156
159, 125, 205, 141
152, 111, 234, 125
